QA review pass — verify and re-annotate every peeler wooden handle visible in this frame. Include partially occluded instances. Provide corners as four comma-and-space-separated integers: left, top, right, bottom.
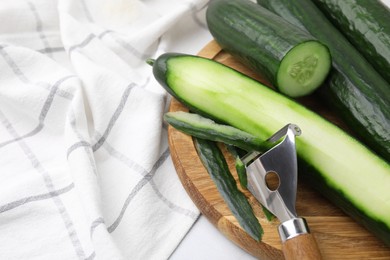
278, 218, 322, 260
282, 233, 322, 260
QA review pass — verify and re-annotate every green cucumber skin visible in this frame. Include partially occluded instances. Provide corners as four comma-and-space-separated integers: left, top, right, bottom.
164, 111, 267, 152
299, 158, 390, 246
226, 145, 248, 190
256, 0, 390, 162
150, 53, 390, 246
206, 0, 330, 96
312, 0, 390, 83
194, 138, 263, 241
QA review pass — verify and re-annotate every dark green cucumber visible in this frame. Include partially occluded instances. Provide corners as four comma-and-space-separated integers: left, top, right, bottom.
257, 0, 390, 162
164, 111, 270, 152
312, 0, 390, 83
194, 137, 263, 241
150, 53, 390, 246
206, 0, 331, 98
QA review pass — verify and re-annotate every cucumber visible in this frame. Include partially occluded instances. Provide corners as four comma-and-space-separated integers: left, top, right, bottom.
194, 137, 263, 241
312, 0, 390, 83
164, 111, 270, 152
206, 0, 331, 98
257, 0, 390, 162
149, 53, 390, 246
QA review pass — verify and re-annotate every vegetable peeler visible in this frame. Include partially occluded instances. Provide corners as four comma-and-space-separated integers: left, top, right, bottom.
241, 124, 322, 260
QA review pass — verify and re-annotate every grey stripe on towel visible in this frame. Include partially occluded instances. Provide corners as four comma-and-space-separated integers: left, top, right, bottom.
0, 183, 74, 213
107, 148, 171, 233
0, 110, 87, 260
26, 1, 53, 58
0, 75, 76, 148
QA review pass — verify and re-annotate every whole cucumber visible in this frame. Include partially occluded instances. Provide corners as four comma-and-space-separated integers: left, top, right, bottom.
257, 0, 390, 162
312, 0, 390, 83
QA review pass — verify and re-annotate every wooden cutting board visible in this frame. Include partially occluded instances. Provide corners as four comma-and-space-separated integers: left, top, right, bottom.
167, 40, 390, 259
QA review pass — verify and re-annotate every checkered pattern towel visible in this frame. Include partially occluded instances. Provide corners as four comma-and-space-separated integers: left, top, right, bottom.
0, 0, 211, 259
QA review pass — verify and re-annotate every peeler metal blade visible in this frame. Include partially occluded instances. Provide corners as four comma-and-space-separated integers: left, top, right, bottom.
242, 124, 322, 259
242, 123, 301, 224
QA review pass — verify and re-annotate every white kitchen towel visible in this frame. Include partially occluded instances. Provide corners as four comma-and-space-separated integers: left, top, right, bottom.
0, 0, 212, 259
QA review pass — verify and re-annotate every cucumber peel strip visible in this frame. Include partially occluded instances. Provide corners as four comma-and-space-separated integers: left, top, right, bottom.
194, 137, 263, 241
164, 111, 272, 152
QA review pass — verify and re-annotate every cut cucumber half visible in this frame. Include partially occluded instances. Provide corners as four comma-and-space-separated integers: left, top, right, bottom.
206, 0, 331, 98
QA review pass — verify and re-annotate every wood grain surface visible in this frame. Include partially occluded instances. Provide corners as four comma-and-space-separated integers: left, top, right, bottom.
167, 40, 390, 259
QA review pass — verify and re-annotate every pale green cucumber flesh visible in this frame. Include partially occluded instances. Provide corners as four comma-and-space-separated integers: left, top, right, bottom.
164, 55, 390, 232
278, 41, 331, 97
